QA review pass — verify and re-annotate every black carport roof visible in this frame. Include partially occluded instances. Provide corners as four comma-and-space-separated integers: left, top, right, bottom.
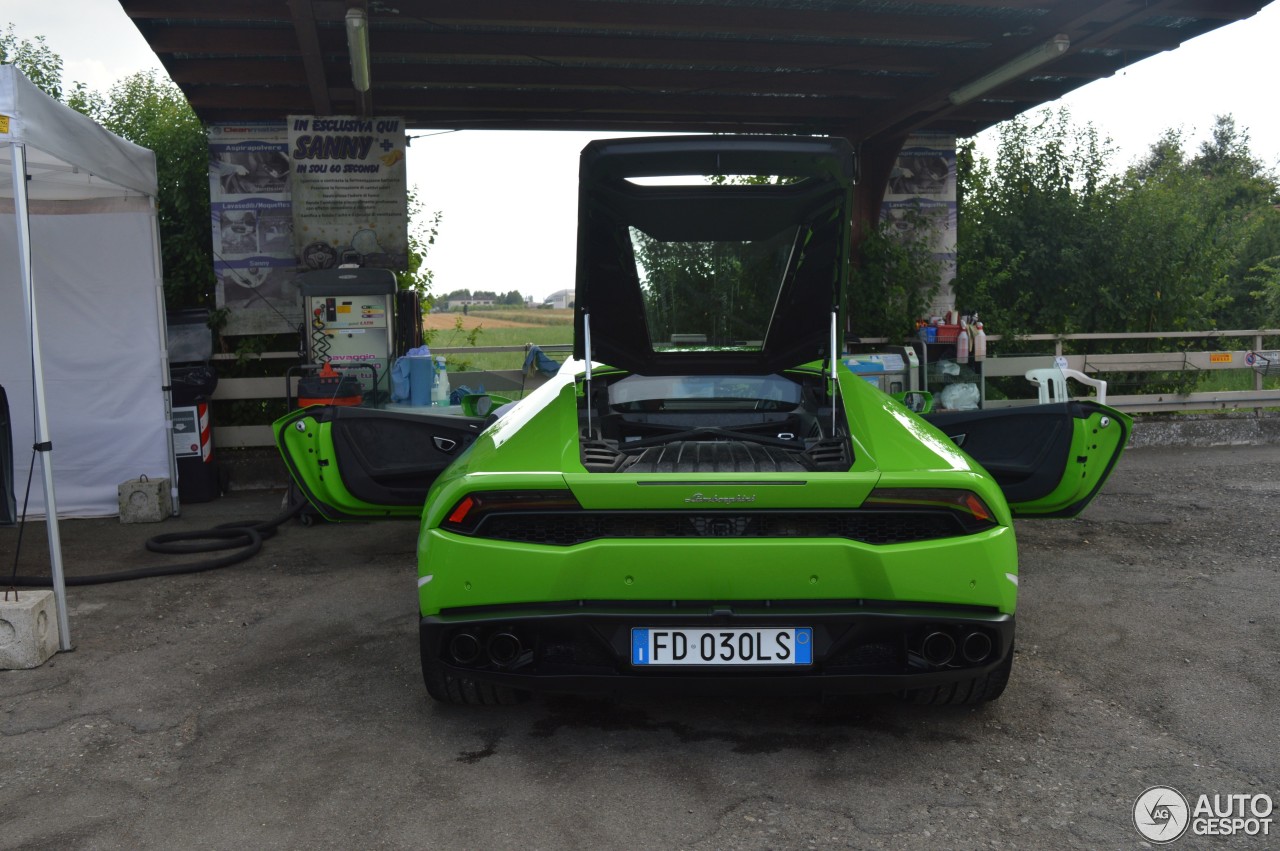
120, 0, 1270, 143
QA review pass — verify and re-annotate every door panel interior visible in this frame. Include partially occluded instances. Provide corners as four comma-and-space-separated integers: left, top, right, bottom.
925, 400, 1129, 518
926, 405, 1075, 505
276, 405, 486, 519
329, 409, 483, 506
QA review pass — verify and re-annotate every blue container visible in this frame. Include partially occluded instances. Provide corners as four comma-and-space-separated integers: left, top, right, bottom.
407, 356, 435, 406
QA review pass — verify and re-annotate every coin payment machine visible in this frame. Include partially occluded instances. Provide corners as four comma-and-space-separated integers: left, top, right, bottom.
300, 268, 397, 397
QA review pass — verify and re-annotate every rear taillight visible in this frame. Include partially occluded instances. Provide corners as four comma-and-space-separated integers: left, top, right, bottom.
439, 490, 582, 534
862, 488, 1000, 534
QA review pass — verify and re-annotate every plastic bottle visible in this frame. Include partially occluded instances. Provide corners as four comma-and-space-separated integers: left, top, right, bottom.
956, 318, 969, 362
973, 321, 987, 361
432, 356, 451, 405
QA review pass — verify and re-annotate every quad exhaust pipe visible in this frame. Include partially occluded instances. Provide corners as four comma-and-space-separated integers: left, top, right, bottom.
487, 632, 523, 666
448, 630, 524, 667
961, 631, 992, 664
920, 631, 956, 667
448, 632, 482, 665
917, 629, 993, 667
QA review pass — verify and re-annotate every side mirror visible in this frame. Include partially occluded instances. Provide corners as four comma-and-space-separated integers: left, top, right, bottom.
461, 393, 514, 418
892, 390, 933, 414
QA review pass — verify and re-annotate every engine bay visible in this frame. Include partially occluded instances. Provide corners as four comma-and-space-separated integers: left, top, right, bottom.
579, 371, 851, 473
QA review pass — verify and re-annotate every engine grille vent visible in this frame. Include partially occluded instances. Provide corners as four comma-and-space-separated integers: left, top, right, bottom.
472, 510, 964, 547
581, 438, 851, 474
802, 437, 850, 470
623, 441, 809, 473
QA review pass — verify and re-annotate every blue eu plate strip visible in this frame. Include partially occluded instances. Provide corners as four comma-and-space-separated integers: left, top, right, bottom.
795, 628, 812, 665
632, 628, 649, 665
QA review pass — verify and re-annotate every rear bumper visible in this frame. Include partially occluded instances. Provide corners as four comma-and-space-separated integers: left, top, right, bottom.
420, 601, 1014, 697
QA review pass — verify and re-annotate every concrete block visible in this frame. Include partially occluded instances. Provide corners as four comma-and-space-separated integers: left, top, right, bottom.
118, 475, 172, 523
0, 589, 60, 669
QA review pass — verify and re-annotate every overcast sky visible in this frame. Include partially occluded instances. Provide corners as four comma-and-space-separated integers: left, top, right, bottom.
6, 1, 1280, 302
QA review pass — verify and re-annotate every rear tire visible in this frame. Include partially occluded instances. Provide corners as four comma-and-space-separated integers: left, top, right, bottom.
899, 643, 1013, 706
422, 662, 528, 706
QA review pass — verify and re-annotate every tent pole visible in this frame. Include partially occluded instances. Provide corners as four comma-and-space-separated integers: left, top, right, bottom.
149, 198, 181, 517
11, 142, 73, 651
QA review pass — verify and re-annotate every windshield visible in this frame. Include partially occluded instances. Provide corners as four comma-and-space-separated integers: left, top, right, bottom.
574, 136, 854, 376
630, 225, 798, 353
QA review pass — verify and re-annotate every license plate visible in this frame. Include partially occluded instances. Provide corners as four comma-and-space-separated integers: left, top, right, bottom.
631, 627, 812, 666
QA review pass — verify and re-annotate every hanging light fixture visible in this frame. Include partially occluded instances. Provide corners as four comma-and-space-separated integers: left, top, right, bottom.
346, 8, 371, 93
948, 34, 1070, 106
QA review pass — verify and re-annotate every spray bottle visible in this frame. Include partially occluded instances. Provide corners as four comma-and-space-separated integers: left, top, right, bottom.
956, 316, 970, 362
973, 320, 987, 362
433, 356, 451, 405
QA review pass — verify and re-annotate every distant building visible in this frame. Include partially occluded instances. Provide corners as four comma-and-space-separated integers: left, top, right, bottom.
542, 288, 575, 309
447, 298, 495, 310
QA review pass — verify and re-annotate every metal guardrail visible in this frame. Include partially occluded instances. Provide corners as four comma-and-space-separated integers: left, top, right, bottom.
208, 334, 1280, 448
976, 329, 1280, 413
980, 353, 1280, 413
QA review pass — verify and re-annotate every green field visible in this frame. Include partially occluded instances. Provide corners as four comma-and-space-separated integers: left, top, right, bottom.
427, 313, 573, 380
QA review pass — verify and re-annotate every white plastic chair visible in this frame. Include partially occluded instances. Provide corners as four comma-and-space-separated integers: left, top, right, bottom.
1025, 367, 1107, 405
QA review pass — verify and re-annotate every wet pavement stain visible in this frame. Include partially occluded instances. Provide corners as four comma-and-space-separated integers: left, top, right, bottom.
796, 706, 979, 746
456, 727, 505, 764
530, 698, 847, 755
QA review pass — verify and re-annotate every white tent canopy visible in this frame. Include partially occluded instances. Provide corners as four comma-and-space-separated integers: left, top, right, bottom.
1, 65, 177, 649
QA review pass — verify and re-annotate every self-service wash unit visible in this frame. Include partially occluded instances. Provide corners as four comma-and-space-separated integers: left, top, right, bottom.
299, 268, 398, 397
842, 345, 919, 395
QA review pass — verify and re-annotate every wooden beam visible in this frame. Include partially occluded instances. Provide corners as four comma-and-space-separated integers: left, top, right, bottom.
289, 0, 332, 114
382, 0, 1000, 42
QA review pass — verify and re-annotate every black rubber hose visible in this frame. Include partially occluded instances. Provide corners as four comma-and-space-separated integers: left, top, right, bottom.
6, 499, 303, 588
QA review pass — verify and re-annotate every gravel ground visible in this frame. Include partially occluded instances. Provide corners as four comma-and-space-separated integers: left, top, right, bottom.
1, 443, 1277, 850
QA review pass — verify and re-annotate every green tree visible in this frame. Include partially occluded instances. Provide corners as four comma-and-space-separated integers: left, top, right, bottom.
957, 107, 1279, 356
1237, 211, 1280, 329
1248, 253, 1280, 328
1100, 160, 1234, 332
397, 189, 441, 301
0, 25, 65, 100
633, 230, 787, 346
1190, 116, 1280, 328
1123, 117, 1278, 331
955, 109, 1118, 337
847, 214, 942, 340
90, 71, 214, 307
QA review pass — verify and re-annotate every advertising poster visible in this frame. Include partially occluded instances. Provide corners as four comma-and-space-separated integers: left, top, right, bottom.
882, 133, 957, 316
287, 115, 408, 271
209, 121, 302, 335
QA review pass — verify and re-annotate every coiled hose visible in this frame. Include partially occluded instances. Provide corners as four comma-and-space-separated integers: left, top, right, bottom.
6, 499, 303, 588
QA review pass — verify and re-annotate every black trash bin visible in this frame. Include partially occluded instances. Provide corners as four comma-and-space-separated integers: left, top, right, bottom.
1, 384, 14, 526
167, 310, 221, 503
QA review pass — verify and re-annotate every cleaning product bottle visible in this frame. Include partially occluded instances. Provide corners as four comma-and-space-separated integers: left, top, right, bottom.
973, 321, 987, 361
956, 316, 969, 362
432, 356, 450, 405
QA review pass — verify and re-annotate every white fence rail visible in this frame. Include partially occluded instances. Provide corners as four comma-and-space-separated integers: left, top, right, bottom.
208, 333, 1280, 448
975, 329, 1280, 413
